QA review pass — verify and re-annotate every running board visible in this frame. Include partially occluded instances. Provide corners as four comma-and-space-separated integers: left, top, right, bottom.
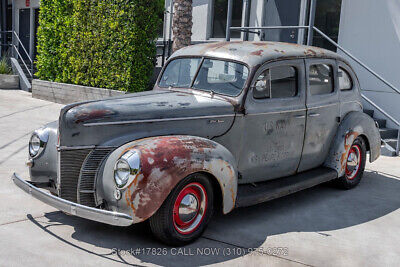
235, 167, 338, 208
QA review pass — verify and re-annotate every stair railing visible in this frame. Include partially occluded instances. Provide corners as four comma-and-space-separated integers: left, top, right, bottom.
0, 30, 34, 79
312, 27, 400, 155
228, 25, 400, 155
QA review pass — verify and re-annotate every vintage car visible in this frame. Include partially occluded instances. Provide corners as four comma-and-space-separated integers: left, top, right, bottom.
13, 41, 381, 246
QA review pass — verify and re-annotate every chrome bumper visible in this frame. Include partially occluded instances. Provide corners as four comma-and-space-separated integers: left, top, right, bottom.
12, 173, 133, 226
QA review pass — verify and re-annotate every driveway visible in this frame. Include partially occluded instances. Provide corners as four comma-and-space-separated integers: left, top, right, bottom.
0, 89, 399, 266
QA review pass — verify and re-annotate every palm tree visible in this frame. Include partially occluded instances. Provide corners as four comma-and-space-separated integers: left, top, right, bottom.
172, 0, 193, 52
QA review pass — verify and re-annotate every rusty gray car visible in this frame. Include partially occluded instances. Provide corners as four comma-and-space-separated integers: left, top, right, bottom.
13, 41, 381, 245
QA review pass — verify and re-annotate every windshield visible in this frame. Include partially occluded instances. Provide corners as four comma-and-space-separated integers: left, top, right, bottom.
159, 57, 249, 97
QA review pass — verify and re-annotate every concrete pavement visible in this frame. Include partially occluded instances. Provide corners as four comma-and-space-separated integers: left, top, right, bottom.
0, 89, 399, 266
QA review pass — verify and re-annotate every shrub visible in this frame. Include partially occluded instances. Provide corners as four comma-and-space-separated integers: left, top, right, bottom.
0, 57, 12, 75
36, 0, 164, 92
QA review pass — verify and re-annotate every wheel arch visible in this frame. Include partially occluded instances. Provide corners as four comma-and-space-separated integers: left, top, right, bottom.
358, 134, 370, 152
324, 111, 381, 177
99, 135, 238, 224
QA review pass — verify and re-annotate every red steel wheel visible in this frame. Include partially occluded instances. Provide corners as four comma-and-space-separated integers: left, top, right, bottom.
172, 182, 207, 235
149, 173, 214, 246
333, 136, 366, 190
345, 144, 362, 180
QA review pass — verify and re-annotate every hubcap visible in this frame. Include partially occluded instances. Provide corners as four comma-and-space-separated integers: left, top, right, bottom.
173, 183, 207, 235
345, 144, 362, 180
178, 194, 199, 223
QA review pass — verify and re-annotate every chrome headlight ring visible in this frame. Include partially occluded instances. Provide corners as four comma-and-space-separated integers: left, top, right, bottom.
29, 128, 50, 158
114, 149, 141, 189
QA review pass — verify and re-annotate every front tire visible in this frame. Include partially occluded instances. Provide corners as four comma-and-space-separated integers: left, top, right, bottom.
149, 173, 214, 246
334, 137, 367, 189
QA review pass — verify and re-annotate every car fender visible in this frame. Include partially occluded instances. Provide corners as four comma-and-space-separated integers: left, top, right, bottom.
324, 111, 381, 177
100, 135, 238, 224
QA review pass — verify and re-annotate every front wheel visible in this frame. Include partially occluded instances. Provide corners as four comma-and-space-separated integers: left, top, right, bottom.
334, 136, 367, 189
149, 173, 214, 246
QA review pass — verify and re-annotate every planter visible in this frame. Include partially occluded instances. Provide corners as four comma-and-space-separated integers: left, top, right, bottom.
0, 74, 19, 89
32, 79, 127, 104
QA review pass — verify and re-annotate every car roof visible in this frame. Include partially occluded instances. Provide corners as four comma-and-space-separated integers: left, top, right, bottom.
170, 41, 342, 67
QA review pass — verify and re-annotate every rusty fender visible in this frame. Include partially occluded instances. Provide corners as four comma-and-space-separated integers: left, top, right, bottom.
324, 111, 381, 177
100, 135, 238, 224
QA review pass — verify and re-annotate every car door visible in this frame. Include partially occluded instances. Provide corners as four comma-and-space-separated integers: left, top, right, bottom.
238, 59, 307, 183
298, 58, 340, 172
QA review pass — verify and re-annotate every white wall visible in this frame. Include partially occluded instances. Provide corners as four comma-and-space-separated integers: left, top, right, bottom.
338, 0, 400, 128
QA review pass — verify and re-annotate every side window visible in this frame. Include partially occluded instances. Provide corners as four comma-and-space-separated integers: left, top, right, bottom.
309, 64, 334, 95
253, 65, 298, 99
338, 67, 353, 91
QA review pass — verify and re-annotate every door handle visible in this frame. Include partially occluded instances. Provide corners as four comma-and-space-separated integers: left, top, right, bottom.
308, 113, 320, 117
294, 115, 306, 119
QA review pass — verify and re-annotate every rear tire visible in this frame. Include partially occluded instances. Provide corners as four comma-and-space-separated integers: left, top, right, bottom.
334, 137, 366, 189
149, 173, 214, 246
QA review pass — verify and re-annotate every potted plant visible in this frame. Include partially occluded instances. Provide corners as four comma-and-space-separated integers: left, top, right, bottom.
0, 56, 19, 89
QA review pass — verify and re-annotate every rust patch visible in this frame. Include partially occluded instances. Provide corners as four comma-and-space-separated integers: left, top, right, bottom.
252, 42, 271, 47
250, 50, 263, 56
200, 41, 242, 53
274, 49, 285, 54
340, 131, 359, 171
74, 109, 115, 123
127, 136, 219, 220
304, 49, 317, 56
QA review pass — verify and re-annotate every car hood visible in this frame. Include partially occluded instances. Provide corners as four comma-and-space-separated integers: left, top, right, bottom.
60, 90, 236, 147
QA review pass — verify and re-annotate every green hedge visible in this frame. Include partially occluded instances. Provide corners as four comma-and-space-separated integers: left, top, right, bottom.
36, 0, 164, 92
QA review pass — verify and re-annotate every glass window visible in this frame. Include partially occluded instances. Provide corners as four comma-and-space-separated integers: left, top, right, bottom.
338, 67, 353, 91
312, 0, 343, 51
212, 0, 243, 38
159, 58, 201, 88
309, 64, 334, 95
192, 59, 249, 96
253, 66, 298, 99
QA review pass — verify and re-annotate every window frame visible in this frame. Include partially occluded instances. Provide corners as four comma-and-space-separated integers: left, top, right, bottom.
209, 0, 246, 40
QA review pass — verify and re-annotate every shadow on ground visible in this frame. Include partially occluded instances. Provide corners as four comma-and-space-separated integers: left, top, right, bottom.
27, 171, 400, 266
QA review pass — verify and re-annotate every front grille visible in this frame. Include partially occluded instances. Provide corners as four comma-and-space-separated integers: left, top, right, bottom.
59, 149, 92, 203
78, 148, 114, 207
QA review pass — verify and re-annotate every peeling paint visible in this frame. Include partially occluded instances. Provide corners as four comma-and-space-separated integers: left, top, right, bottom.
117, 136, 237, 222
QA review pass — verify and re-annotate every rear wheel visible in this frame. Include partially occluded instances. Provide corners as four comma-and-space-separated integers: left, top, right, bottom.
149, 173, 214, 246
334, 137, 366, 189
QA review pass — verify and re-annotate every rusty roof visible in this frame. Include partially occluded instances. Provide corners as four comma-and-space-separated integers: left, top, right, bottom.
170, 41, 341, 67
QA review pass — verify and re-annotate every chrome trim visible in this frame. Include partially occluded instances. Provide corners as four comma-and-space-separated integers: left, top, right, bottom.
245, 108, 307, 116
58, 145, 96, 151
82, 114, 236, 127
114, 149, 141, 189
12, 173, 133, 227
29, 128, 50, 158
307, 103, 338, 110
340, 100, 362, 107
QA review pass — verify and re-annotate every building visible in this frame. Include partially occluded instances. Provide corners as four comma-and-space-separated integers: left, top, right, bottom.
1, 0, 39, 60
1, 0, 399, 154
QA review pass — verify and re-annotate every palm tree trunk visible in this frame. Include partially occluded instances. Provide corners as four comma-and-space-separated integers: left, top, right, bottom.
172, 0, 193, 53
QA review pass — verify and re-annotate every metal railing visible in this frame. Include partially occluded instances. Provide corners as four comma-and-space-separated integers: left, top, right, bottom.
0, 30, 34, 79
228, 25, 400, 155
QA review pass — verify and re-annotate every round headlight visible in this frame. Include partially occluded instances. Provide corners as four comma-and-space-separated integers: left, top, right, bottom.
29, 133, 41, 157
114, 150, 140, 189
28, 128, 50, 158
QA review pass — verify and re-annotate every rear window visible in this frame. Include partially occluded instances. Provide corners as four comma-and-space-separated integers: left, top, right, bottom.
339, 67, 353, 91
309, 64, 334, 95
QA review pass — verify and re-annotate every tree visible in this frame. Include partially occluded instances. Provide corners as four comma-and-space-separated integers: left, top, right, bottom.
172, 0, 193, 52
